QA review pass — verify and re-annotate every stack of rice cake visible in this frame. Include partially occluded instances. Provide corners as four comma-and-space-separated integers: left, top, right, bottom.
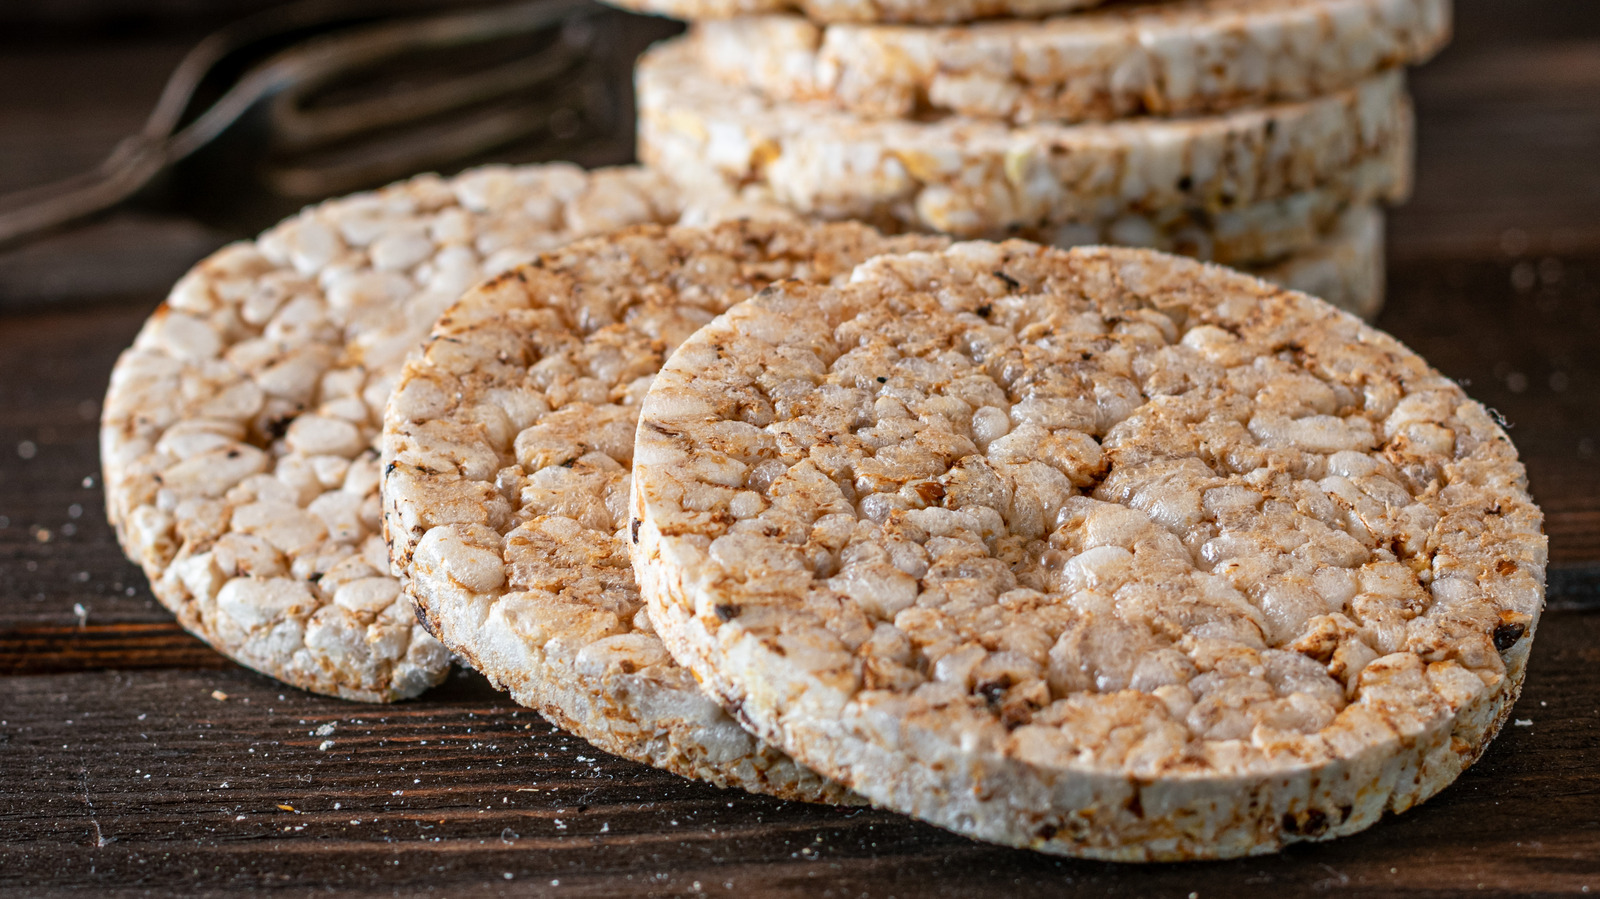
100, 0, 1550, 863
609, 0, 1453, 318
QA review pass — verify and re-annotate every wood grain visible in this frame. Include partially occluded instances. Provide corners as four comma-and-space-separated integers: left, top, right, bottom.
0, 622, 227, 675
2, 614, 1597, 897
1, 1, 1598, 895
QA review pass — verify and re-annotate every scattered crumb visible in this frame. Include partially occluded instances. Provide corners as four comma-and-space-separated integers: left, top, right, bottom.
17, 441, 36, 460
314, 723, 336, 737
277, 804, 296, 812
73, 604, 88, 628
318, 740, 335, 751
211, 691, 229, 701
1514, 719, 1534, 727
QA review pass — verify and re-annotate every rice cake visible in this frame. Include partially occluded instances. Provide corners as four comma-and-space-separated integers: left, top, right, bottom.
694, 0, 1450, 123
630, 242, 1545, 859
381, 219, 944, 797
599, 0, 1104, 26
638, 38, 1413, 243
100, 164, 697, 702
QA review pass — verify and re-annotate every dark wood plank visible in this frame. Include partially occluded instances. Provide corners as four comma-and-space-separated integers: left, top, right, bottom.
1, 1, 1598, 895
0, 302, 171, 630
1395, 35, 1600, 261
0, 622, 227, 675
2, 612, 1596, 897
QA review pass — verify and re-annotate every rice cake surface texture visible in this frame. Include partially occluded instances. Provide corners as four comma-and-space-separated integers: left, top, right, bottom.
100, 164, 695, 702
382, 220, 945, 798
600, 0, 1104, 25
638, 39, 1414, 242
630, 242, 1545, 860
695, 0, 1450, 123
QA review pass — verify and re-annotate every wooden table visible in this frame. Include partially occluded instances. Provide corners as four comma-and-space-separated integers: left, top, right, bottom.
3, 2, 1598, 894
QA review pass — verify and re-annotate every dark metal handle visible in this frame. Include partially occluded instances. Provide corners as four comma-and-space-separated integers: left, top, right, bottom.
0, 0, 599, 250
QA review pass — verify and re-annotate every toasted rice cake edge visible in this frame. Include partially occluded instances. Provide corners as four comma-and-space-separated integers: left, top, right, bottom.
638, 38, 1414, 242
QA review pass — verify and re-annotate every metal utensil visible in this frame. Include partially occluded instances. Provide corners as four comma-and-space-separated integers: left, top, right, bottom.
0, 0, 620, 247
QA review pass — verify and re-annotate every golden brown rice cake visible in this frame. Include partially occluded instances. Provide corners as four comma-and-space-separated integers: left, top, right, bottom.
631, 242, 1545, 859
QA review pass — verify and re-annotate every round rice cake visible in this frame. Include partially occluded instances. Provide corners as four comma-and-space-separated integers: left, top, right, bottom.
380, 219, 945, 798
629, 242, 1546, 859
638, 38, 1414, 243
599, 0, 1105, 26
100, 163, 705, 703
694, 0, 1450, 123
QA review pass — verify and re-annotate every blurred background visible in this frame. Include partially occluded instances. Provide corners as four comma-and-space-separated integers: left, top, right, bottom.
0, 0, 682, 307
